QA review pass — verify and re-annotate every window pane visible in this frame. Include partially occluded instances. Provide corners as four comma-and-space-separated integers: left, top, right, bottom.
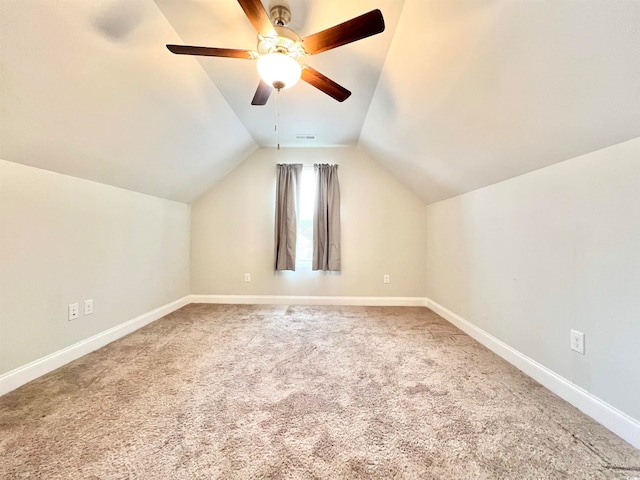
297, 168, 315, 263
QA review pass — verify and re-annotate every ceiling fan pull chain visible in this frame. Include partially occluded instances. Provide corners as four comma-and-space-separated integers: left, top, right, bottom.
275, 89, 281, 150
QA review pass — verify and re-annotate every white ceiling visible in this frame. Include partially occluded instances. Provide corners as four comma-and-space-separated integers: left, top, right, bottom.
0, 0, 257, 203
360, 0, 640, 203
1, 0, 639, 204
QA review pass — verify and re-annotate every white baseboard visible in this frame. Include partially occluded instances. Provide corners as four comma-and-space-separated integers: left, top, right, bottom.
189, 294, 427, 307
424, 297, 640, 450
0, 296, 190, 396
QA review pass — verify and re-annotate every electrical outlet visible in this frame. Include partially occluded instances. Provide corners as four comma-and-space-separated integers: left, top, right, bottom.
68, 303, 80, 321
383, 274, 390, 284
84, 299, 94, 316
570, 329, 585, 355
244, 273, 251, 282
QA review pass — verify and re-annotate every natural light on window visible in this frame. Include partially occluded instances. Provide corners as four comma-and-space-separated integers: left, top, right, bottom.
297, 167, 315, 264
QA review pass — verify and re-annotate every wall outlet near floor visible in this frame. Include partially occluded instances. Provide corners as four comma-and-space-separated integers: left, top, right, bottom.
383, 274, 390, 284
68, 303, 80, 321
570, 329, 585, 354
84, 299, 94, 316
244, 273, 251, 282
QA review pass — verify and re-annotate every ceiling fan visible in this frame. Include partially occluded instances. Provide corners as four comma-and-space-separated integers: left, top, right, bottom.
166, 0, 385, 105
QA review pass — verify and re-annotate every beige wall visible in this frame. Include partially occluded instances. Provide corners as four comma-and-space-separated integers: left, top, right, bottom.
0, 160, 191, 375
191, 147, 428, 298
425, 138, 640, 422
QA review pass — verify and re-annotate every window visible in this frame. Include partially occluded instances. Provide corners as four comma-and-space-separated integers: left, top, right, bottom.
296, 167, 316, 264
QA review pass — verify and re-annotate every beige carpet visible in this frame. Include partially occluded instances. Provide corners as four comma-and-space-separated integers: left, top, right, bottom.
1, 304, 639, 479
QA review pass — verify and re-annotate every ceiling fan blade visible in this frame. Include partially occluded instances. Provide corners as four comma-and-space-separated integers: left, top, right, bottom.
237, 0, 274, 37
166, 45, 254, 59
302, 9, 385, 55
301, 67, 351, 102
251, 80, 273, 105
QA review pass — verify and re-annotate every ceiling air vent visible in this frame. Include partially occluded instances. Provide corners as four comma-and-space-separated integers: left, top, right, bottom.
295, 134, 316, 140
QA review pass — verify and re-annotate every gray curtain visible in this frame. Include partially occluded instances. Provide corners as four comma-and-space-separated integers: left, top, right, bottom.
274, 163, 303, 270
313, 164, 341, 271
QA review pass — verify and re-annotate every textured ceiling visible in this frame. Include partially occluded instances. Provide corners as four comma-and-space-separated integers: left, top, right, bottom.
1, 0, 639, 204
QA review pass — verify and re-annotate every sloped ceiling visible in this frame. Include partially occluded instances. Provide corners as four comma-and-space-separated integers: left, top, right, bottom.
360, 0, 640, 203
0, 0, 257, 203
1, 0, 639, 204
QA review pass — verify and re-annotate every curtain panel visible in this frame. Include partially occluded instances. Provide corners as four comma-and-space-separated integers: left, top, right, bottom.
313, 164, 341, 271
274, 163, 303, 270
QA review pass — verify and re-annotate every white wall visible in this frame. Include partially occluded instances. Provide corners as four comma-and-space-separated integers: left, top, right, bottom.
0, 160, 191, 375
191, 147, 428, 298
425, 138, 640, 422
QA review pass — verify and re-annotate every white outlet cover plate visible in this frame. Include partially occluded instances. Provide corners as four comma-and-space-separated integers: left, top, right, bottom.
570, 329, 585, 354
68, 303, 79, 321
84, 299, 94, 315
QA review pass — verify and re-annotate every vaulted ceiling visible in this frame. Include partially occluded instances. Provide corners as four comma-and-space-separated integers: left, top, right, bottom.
1, 0, 639, 204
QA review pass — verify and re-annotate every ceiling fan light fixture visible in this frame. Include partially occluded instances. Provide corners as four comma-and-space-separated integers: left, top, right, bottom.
167, 1, 385, 104
257, 52, 301, 90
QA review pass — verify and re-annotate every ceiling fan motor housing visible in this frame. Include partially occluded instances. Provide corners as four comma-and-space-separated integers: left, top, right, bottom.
257, 26, 304, 60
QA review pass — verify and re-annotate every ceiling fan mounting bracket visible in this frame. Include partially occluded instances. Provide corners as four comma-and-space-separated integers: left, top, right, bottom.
269, 5, 291, 27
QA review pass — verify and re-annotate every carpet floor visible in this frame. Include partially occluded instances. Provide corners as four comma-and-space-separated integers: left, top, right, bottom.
1, 304, 639, 479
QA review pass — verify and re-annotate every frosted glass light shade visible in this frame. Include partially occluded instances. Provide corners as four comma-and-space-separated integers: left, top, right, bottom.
257, 53, 301, 89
